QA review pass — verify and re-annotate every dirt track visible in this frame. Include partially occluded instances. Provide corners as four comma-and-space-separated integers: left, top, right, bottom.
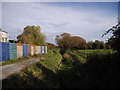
0, 58, 44, 80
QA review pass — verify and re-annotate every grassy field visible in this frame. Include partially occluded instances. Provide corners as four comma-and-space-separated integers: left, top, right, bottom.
2, 49, 119, 88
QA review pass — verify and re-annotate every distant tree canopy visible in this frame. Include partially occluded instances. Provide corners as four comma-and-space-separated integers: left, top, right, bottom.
17, 26, 46, 45
55, 33, 71, 43
45, 42, 58, 50
86, 40, 107, 49
55, 33, 86, 49
103, 20, 120, 52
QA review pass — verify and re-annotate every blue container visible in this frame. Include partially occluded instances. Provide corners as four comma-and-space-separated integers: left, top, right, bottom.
23, 44, 28, 57
9, 43, 17, 60
0, 42, 10, 62
0, 43, 2, 62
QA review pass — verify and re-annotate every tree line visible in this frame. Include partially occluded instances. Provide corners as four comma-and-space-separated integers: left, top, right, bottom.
55, 33, 111, 50
16, 19, 120, 53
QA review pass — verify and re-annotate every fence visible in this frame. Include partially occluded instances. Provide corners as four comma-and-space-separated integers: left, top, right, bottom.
0, 42, 47, 62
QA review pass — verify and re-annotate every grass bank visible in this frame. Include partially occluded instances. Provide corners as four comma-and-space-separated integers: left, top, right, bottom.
58, 49, 119, 88
2, 49, 119, 88
2, 49, 62, 88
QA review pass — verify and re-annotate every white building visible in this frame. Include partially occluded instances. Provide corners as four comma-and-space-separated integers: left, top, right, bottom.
0, 29, 9, 42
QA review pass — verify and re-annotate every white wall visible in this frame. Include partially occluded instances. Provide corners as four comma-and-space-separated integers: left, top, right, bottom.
0, 30, 9, 42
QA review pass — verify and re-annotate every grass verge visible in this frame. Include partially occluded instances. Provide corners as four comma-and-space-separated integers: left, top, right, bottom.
0, 53, 48, 66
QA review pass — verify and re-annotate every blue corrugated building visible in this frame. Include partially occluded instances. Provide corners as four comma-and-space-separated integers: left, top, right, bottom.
0, 42, 10, 62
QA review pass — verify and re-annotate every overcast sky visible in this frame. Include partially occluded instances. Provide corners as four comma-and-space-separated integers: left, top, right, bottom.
2, 2, 118, 44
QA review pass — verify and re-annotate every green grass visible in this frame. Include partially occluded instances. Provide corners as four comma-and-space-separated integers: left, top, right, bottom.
2, 49, 62, 88
78, 49, 115, 55
0, 53, 48, 66
64, 49, 115, 63
39, 52, 62, 72
58, 49, 119, 88
2, 49, 119, 88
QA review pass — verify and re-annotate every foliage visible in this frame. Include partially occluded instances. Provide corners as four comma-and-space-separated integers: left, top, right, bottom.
45, 42, 58, 50
86, 41, 93, 49
103, 20, 120, 53
58, 49, 118, 88
56, 33, 110, 50
56, 33, 86, 50
86, 40, 110, 49
92, 40, 105, 49
2, 49, 119, 88
55, 33, 71, 43
17, 26, 46, 45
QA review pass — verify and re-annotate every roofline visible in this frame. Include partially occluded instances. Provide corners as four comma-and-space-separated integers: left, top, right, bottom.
0, 29, 8, 33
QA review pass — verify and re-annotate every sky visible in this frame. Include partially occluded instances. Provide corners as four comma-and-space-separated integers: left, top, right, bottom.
1, 2, 118, 44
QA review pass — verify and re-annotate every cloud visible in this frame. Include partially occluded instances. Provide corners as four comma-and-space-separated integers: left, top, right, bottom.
2, 2, 118, 44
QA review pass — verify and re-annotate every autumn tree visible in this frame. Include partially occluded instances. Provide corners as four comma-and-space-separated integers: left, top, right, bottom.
105, 42, 111, 49
55, 33, 86, 50
92, 40, 106, 49
87, 41, 94, 49
17, 26, 46, 45
87, 40, 106, 49
55, 33, 71, 45
45, 42, 58, 50
99, 41, 105, 49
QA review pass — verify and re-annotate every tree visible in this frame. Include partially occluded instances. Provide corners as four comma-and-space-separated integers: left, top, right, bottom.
92, 40, 100, 49
17, 26, 46, 45
45, 42, 58, 50
105, 42, 111, 49
72, 36, 86, 49
55, 33, 86, 50
55, 33, 71, 45
87, 41, 94, 49
99, 41, 105, 49
87, 40, 106, 49
103, 20, 120, 52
